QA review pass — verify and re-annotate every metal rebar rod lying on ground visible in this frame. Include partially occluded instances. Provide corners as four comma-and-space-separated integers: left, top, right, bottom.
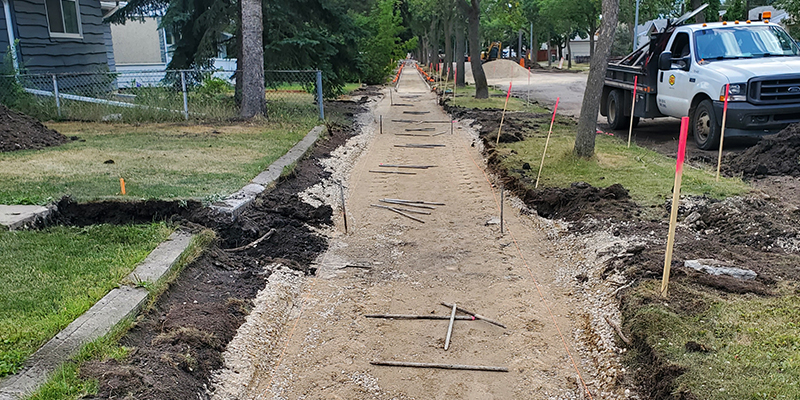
444, 303, 457, 351
394, 144, 445, 149
383, 198, 445, 206
404, 127, 436, 132
403, 111, 431, 115
368, 170, 417, 175
378, 164, 437, 169
370, 204, 425, 223
365, 314, 477, 320
440, 302, 506, 329
370, 361, 508, 372
394, 133, 431, 137
370, 204, 430, 215
431, 131, 447, 137
391, 103, 413, 107
379, 199, 436, 209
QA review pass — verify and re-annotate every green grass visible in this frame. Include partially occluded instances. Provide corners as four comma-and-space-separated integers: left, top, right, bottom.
0, 118, 317, 205
495, 116, 749, 206
23, 228, 214, 400
626, 281, 800, 399
342, 83, 362, 94
0, 223, 173, 377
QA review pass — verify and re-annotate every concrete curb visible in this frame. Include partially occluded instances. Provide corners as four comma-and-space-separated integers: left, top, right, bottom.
0, 231, 194, 400
210, 125, 325, 216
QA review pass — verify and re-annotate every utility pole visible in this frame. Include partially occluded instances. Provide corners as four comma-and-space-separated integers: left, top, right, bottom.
633, 0, 641, 52
529, 22, 533, 61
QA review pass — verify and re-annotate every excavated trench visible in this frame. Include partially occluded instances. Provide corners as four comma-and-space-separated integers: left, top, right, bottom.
442, 93, 800, 399
15, 98, 367, 399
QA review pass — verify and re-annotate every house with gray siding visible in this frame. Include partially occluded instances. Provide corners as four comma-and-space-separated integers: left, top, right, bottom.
0, 0, 112, 73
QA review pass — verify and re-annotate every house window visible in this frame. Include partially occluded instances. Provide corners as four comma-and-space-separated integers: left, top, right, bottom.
45, 0, 82, 38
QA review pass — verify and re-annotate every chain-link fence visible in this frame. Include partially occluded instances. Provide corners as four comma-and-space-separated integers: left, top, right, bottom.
0, 69, 323, 123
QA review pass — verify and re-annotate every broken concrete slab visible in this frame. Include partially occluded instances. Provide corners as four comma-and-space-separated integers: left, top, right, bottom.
0, 205, 52, 230
685, 259, 757, 280
211, 125, 324, 216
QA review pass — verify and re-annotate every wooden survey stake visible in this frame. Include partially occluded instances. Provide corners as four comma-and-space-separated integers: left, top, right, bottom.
661, 117, 690, 297
535, 97, 560, 188
495, 81, 513, 146
716, 83, 730, 181
627, 75, 638, 148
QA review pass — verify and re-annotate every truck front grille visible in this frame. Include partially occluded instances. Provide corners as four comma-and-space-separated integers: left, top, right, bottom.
749, 75, 800, 105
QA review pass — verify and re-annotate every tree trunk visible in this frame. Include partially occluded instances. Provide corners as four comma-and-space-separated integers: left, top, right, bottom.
455, 23, 466, 87
239, 0, 265, 118
692, 0, 705, 23
566, 36, 572, 69
430, 19, 439, 71
589, 20, 596, 59
574, 0, 619, 158
547, 40, 552, 67
444, 16, 454, 79
465, 0, 488, 98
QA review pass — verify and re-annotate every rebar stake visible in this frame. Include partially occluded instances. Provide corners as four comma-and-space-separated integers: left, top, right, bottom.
500, 188, 504, 234
339, 182, 348, 234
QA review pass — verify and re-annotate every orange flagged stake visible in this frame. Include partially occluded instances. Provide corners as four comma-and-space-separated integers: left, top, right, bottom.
535, 97, 560, 188
715, 83, 730, 181
119, 178, 126, 195
495, 81, 513, 146
661, 117, 690, 298
627, 75, 638, 148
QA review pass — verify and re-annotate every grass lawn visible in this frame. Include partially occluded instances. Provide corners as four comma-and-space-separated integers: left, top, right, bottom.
494, 116, 749, 206
0, 223, 173, 378
626, 281, 800, 399
0, 118, 318, 205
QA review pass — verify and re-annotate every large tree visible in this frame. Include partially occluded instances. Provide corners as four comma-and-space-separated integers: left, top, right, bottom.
459, 0, 489, 98
574, 0, 619, 157
239, 0, 265, 118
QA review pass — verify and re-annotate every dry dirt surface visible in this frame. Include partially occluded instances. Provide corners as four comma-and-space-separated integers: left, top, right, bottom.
0, 104, 69, 152
77, 100, 366, 400
211, 63, 628, 400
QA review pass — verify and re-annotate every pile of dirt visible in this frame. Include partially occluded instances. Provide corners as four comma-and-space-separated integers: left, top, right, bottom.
723, 124, 800, 178
444, 103, 555, 143
79, 100, 364, 400
522, 182, 638, 222
0, 104, 69, 152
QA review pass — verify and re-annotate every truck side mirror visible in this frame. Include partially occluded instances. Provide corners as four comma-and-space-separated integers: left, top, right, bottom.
658, 51, 672, 70
680, 56, 691, 71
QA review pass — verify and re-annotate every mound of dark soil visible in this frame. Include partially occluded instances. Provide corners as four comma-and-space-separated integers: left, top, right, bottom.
521, 182, 637, 221
79, 100, 363, 400
443, 103, 561, 144
0, 104, 68, 152
724, 124, 800, 178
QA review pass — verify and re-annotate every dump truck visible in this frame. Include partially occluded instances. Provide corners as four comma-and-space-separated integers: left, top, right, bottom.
601, 6, 800, 149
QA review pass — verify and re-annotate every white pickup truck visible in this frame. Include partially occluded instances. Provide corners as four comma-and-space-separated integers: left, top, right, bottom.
602, 7, 800, 149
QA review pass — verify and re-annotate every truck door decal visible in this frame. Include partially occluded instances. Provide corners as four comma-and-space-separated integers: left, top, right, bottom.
669, 74, 676, 85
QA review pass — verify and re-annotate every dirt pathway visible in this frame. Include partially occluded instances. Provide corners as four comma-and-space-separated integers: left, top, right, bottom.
216, 63, 599, 399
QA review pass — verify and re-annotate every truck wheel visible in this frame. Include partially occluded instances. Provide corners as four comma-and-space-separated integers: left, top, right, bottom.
607, 90, 628, 130
692, 99, 720, 150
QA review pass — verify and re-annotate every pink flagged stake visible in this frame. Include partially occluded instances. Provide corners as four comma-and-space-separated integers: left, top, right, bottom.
715, 83, 730, 181
627, 75, 638, 148
661, 116, 690, 297
495, 81, 514, 146
536, 97, 560, 188
676, 116, 689, 170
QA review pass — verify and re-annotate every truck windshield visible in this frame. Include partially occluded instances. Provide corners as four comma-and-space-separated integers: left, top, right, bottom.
694, 26, 800, 60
